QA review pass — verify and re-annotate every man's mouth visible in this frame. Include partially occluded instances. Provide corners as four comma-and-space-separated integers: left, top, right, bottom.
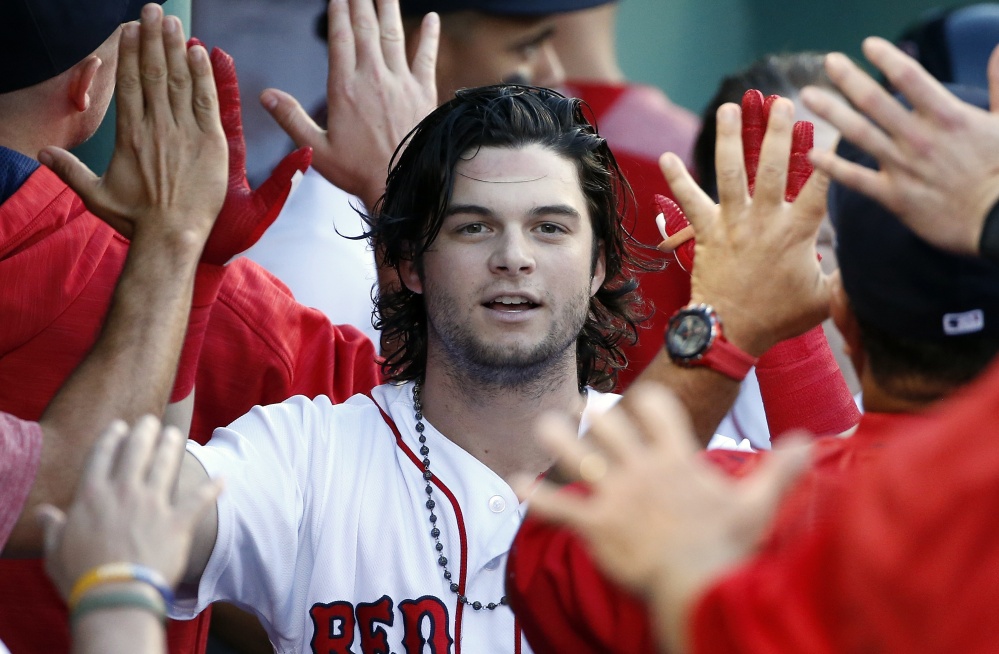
485, 295, 539, 312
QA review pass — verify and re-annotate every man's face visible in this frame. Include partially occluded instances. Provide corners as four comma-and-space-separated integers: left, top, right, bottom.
402, 144, 606, 385
436, 13, 565, 102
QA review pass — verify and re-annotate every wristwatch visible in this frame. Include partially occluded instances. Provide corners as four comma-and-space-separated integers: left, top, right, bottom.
664, 304, 758, 381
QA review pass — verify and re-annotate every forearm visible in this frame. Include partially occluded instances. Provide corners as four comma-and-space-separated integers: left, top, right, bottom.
8, 226, 206, 554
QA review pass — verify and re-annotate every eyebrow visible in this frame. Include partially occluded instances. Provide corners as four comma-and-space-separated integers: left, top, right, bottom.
510, 25, 556, 52
443, 204, 582, 220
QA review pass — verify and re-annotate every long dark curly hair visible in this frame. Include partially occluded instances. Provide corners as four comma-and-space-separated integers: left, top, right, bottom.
366, 85, 646, 392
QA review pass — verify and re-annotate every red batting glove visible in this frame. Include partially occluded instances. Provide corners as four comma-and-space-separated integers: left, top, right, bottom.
188, 39, 312, 265
654, 194, 696, 273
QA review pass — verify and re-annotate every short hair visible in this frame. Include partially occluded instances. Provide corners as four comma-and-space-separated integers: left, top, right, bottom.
694, 52, 833, 200
857, 314, 999, 402
367, 84, 644, 391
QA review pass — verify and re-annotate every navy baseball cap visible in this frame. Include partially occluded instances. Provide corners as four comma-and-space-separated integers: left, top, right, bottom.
830, 85, 999, 341
399, 0, 614, 18
0, 0, 165, 94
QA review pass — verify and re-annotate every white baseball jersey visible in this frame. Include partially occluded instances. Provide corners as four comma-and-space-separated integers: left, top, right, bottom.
171, 381, 618, 654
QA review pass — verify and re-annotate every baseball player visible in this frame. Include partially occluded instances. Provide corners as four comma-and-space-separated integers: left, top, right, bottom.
167, 84, 639, 654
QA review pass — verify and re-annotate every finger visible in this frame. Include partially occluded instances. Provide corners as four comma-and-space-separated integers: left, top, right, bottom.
791, 166, 830, 235
189, 45, 222, 135
351, 0, 383, 68
176, 477, 224, 525
585, 405, 645, 464
808, 148, 889, 210
659, 153, 716, 230
115, 415, 162, 483
534, 412, 591, 482
989, 43, 999, 113
377, 0, 409, 73
327, 0, 356, 78
115, 22, 143, 126
800, 85, 898, 165
37, 147, 101, 204
146, 425, 187, 494
863, 36, 961, 124
411, 12, 440, 90
751, 97, 795, 210
261, 89, 327, 151
715, 103, 751, 209
785, 121, 814, 202
657, 227, 695, 253
138, 3, 170, 122
626, 383, 698, 460
163, 15, 192, 123
741, 90, 766, 194
522, 480, 595, 529
824, 51, 914, 141
78, 420, 129, 490
36, 505, 67, 560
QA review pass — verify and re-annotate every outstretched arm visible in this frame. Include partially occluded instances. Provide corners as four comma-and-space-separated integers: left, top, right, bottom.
802, 37, 999, 259
634, 97, 833, 442
3, 5, 227, 555
39, 417, 222, 654
261, 0, 439, 211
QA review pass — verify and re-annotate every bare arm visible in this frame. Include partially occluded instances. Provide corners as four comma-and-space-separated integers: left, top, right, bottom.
261, 0, 439, 211
633, 99, 832, 443
802, 37, 999, 259
3, 6, 227, 555
38, 417, 221, 654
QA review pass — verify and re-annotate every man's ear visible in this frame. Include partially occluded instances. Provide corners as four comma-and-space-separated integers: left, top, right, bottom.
589, 241, 606, 296
399, 258, 424, 294
68, 55, 102, 112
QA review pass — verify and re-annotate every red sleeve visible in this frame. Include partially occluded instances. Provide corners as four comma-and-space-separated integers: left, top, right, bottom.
755, 325, 860, 442
508, 453, 761, 654
693, 358, 999, 653
0, 413, 43, 548
190, 258, 381, 443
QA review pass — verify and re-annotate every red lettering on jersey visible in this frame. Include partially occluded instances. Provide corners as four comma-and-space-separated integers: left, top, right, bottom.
357, 595, 394, 654
311, 601, 358, 654
399, 596, 453, 654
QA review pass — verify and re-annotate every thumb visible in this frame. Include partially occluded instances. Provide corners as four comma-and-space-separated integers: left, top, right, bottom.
253, 147, 312, 207
35, 504, 67, 560
261, 89, 326, 152
38, 147, 99, 202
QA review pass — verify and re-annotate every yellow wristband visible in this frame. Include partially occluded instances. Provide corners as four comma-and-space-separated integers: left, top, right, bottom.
69, 563, 173, 611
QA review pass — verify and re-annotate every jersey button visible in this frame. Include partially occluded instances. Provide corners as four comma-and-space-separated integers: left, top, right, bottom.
488, 495, 506, 513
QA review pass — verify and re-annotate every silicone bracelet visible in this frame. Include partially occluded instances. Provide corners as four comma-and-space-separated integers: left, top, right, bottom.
70, 588, 166, 625
69, 563, 174, 611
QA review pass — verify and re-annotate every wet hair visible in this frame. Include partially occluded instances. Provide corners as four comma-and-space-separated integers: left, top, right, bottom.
366, 84, 644, 391
694, 52, 834, 200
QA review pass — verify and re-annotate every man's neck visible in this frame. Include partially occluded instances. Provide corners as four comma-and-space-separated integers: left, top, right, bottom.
418, 360, 589, 484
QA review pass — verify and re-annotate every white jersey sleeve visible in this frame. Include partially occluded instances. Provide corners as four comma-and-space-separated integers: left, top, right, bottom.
171, 394, 340, 627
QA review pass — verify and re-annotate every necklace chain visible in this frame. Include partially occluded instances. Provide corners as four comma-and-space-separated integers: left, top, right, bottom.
413, 380, 508, 611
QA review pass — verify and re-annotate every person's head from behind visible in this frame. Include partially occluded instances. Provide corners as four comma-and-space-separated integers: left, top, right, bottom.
0, 0, 164, 149
694, 52, 837, 200
370, 84, 641, 392
398, 0, 612, 102
829, 121, 999, 407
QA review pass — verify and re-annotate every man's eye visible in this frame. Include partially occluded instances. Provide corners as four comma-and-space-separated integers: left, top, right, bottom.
537, 223, 565, 235
460, 223, 485, 234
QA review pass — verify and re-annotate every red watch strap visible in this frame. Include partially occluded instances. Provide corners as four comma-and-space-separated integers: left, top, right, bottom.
700, 333, 759, 381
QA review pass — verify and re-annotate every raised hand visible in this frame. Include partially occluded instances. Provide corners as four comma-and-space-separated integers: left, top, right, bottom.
261, 0, 439, 210
37, 416, 222, 600
802, 37, 999, 257
191, 40, 312, 265
517, 383, 811, 654
659, 96, 831, 356
38, 6, 227, 255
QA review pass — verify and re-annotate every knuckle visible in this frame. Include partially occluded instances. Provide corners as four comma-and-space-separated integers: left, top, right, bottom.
141, 62, 168, 82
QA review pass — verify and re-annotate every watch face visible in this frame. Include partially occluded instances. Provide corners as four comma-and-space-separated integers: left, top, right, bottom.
667, 312, 712, 358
